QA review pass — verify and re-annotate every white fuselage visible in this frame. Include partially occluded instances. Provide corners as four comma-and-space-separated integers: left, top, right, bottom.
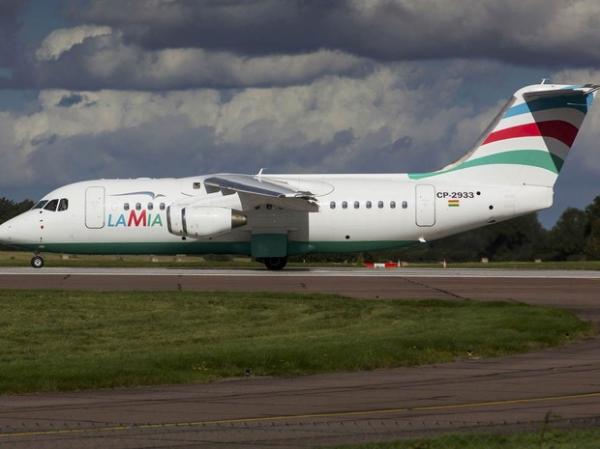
0, 173, 552, 257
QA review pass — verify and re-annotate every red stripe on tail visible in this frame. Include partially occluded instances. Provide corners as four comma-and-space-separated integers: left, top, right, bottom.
482, 120, 579, 147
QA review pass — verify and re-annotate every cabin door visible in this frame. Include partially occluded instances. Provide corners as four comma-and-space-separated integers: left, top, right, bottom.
85, 186, 105, 229
415, 184, 436, 227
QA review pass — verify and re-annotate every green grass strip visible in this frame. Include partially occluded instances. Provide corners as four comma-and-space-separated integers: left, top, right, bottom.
0, 291, 591, 394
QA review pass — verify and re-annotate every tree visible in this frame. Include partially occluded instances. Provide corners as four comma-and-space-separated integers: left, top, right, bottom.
0, 198, 34, 225
366, 213, 548, 263
584, 196, 600, 259
548, 208, 588, 260
477, 213, 547, 261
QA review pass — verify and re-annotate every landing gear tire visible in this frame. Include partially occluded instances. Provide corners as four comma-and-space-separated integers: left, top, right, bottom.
263, 257, 287, 271
31, 255, 44, 269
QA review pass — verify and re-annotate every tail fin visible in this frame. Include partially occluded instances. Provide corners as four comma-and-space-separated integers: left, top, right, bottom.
410, 83, 599, 186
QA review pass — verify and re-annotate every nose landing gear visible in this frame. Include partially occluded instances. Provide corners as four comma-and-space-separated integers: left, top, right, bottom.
31, 255, 44, 269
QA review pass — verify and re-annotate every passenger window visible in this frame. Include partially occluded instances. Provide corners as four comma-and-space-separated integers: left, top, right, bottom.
44, 199, 59, 211
148, 203, 154, 210
330, 201, 336, 209
135, 203, 142, 211
159, 203, 166, 210
342, 201, 348, 209
402, 201, 408, 209
390, 201, 396, 209
193, 182, 202, 189
33, 200, 48, 209
354, 201, 360, 209
124, 203, 130, 211
366, 201, 372, 209
58, 199, 69, 211
378, 201, 384, 209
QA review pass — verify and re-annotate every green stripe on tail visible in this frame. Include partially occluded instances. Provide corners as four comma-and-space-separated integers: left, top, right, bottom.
409, 150, 563, 180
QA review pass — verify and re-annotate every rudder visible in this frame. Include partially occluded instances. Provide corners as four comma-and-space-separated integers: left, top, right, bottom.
410, 83, 599, 186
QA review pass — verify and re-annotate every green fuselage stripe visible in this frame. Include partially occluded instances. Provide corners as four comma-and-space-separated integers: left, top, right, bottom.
17, 240, 416, 257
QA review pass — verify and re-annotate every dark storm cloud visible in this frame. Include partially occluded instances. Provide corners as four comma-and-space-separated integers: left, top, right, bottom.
1, 28, 370, 90
0, 0, 28, 69
3, 0, 598, 91
77, 0, 600, 68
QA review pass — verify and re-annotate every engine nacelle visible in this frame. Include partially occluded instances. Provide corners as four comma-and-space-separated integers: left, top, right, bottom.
166, 204, 185, 236
167, 206, 247, 238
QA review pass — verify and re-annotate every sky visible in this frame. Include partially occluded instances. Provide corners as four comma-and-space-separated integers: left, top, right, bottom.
1, 0, 600, 227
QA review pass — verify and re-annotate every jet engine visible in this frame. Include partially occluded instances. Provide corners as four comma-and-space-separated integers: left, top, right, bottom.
167, 205, 247, 238
166, 204, 185, 236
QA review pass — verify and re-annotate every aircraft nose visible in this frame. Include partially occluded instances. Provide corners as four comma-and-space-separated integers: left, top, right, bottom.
0, 213, 40, 246
0, 221, 11, 244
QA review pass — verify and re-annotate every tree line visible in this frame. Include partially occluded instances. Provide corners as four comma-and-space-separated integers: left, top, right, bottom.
0, 198, 34, 251
0, 195, 599, 261
0, 198, 34, 225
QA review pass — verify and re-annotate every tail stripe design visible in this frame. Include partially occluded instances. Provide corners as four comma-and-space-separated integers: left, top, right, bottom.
497, 107, 584, 130
482, 120, 579, 147
409, 84, 597, 183
504, 95, 589, 118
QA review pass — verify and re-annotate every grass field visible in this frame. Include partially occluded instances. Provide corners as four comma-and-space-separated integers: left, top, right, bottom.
1, 250, 600, 270
0, 290, 591, 394
329, 427, 600, 449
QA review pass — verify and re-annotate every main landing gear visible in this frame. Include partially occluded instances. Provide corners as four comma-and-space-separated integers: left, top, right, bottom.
262, 257, 288, 271
31, 255, 44, 269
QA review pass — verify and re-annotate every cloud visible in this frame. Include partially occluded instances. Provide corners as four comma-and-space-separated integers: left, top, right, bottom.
56, 93, 84, 107
0, 0, 29, 69
0, 65, 494, 192
76, 0, 600, 68
35, 25, 112, 61
6, 26, 371, 90
3, 1, 599, 91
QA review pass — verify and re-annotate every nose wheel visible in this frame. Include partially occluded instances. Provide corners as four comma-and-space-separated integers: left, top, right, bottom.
31, 255, 44, 269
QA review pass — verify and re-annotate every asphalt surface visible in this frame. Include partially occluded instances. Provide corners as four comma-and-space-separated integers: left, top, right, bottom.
0, 267, 599, 448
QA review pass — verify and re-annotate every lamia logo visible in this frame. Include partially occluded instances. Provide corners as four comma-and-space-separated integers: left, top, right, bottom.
108, 210, 163, 227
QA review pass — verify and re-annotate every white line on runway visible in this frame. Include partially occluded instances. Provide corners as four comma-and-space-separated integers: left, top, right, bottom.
0, 267, 599, 279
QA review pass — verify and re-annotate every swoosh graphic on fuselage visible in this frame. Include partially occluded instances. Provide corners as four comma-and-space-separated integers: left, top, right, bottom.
110, 191, 166, 199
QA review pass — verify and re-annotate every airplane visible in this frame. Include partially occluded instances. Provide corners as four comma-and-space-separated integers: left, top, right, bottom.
0, 83, 597, 270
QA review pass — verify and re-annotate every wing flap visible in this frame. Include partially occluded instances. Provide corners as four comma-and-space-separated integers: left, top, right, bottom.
204, 174, 314, 198
204, 174, 319, 211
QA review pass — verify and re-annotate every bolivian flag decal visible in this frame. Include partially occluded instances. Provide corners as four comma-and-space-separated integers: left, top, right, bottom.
448, 199, 460, 207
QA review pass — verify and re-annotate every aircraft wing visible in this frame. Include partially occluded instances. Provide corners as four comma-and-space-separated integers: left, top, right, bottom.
204, 174, 319, 211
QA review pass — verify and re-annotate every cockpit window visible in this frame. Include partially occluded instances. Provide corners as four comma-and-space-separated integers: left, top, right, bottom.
33, 200, 48, 209
44, 199, 59, 211
58, 198, 69, 211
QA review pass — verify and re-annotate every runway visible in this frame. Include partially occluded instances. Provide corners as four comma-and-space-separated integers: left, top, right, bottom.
0, 267, 599, 448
